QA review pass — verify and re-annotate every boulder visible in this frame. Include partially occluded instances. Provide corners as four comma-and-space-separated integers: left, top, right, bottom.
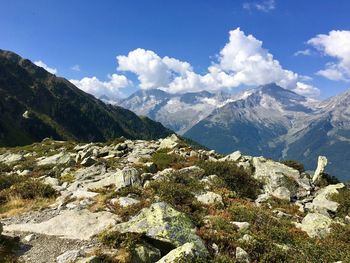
310, 183, 345, 213
112, 197, 140, 207
43, 176, 60, 187
37, 152, 74, 166
297, 213, 332, 238
56, 250, 81, 263
113, 202, 207, 253
4, 209, 120, 240
175, 166, 205, 178
115, 167, 142, 190
220, 151, 242, 162
159, 134, 180, 150
131, 243, 162, 263
81, 157, 97, 167
156, 242, 206, 263
236, 247, 250, 263
0, 152, 24, 164
196, 192, 223, 205
312, 156, 328, 183
231, 222, 250, 231
272, 187, 291, 201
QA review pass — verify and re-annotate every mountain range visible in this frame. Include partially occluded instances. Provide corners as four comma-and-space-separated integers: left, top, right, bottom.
120, 84, 350, 181
0, 49, 171, 147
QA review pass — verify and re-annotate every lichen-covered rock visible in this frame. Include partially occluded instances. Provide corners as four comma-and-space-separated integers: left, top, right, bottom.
236, 247, 250, 263
297, 213, 332, 238
196, 191, 223, 205
156, 242, 206, 263
113, 202, 207, 253
115, 167, 142, 190
310, 183, 344, 213
131, 243, 162, 263
0, 152, 24, 164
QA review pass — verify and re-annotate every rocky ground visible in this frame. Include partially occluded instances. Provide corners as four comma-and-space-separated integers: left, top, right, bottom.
0, 135, 349, 262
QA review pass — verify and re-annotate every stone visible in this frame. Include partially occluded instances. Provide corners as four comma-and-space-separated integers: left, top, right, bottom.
297, 213, 332, 238
196, 192, 223, 205
220, 150, 242, 162
115, 167, 142, 190
37, 152, 74, 166
23, 234, 35, 242
159, 134, 180, 150
43, 176, 60, 187
236, 247, 250, 263
231, 221, 250, 231
113, 202, 207, 253
311, 183, 344, 213
240, 234, 254, 242
156, 242, 206, 263
131, 243, 162, 263
272, 187, 291, 201
4, 209, 120, 240
0, 152, 24, 164
56, 250, 81, 263
81, 157, 97, 167
112, 197, 140, 207
175, 166, 205, 178
312, 156, 328, 183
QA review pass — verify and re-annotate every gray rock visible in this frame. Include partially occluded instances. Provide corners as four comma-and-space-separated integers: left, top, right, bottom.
159, 134, 180, 150
37, 152, 74, 166
231, 221, 250, 231
220, 150, 242, 162
81, 157, 97, 167
297, 213, 332, 238
131, 243, 161, 263
156, 242, 206, 263
272, 187, 291, 201
236, 247, 250, 263
312, 156, 328, 183
111, 197, 140, 207
311, 183, 344, 213
56, 250, 81, 263
0, 152, 24, 164
43, 176, 60, 187
115, 167, 142, 190
113, 202, 207, 253
23, 234, 36, 242
4, 209, 120, 240
176, 166, 205, 178
196, 192, 223, 205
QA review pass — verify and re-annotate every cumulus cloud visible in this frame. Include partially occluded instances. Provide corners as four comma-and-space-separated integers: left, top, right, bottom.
293, 82, 320, 98
34, 60, 57, 74
307, 30, 350, 81
117, 48, 192, 89
114, 28, 319, 97
70, 74, 131, 100
243, 0, 275, 12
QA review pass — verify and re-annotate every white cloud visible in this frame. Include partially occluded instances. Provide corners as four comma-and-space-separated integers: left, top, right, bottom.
70, 74, 131, 100
294, 49, 312, 56
71, 64, 81, 72
34, 60, 57, 74
307, 30, 350, 81
114, 28, 319, 97
117, 48, 192, 89
243, 0, 275, 12
293, 82, 320, 98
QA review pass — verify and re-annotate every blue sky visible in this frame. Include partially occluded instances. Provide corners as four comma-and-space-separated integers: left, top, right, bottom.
1, 0, 350, 100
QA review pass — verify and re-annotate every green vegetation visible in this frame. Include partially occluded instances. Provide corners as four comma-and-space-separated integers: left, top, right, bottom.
331, 187, 350, 218
151, 149, 186, 171
197, 161, 262, 199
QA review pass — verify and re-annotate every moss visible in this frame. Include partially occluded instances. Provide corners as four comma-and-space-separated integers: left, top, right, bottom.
197, 161, 262, 199
59, 173, 75, 184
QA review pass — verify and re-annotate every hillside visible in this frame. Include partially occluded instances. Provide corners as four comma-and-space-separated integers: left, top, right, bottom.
0, 136, 349, 262
0, 49, 171, 147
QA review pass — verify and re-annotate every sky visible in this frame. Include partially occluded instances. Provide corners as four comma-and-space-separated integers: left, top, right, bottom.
1, 0, 350, 100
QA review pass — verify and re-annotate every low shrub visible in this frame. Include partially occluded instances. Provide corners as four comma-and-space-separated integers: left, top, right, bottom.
8, 180, 56, 200
331, 187, 350, 218
151, 149, 186, 171
197, 161, 262, 199
0, 174, 22, 191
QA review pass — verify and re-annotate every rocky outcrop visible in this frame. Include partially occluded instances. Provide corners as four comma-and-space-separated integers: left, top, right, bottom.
156, 242, 205, 263
4, 209, 120, 240
312, 156, 328, 183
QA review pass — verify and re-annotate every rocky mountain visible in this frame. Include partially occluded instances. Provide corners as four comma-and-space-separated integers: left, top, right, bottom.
119, 89, 233, 134
0, 135, 349, 262
0, 49, 171, 147
184, 84, 350, 181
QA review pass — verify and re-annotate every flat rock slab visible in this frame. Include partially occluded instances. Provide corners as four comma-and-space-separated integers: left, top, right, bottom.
4, 209, 120, 240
